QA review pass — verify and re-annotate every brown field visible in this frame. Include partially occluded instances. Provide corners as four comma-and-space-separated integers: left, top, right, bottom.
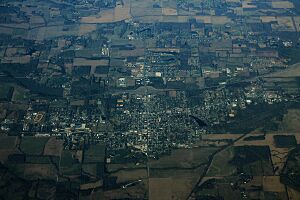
272, 16, 295, 32
272, 1, 294, 9
149, 147, 218, 169
177, 16, 189, 22
81, 0, 131, 23
247, 176, 263, 187
261, 16, 277, 23
80, 180, 103, 190
265, 63, 300, 78
287, 187, 300, 200
263, 176, 285, 192
202, 133, 242, 140
148, 150, 208, 200
1, 55, 31, 64
23, 164, 57, 180
149, 177, 198, 200
146, 147, 212, 199
107, 163, 146, 173
150, 166, 205, 178
194, 140, 229, 147
211, 16, 232, 24
162, 8, 178, 16
234, 133, 269, 146
103, 179, 148, 199
149, 169, 209, 200
241, 176, 264, 199
43, 137, 64, 157
149, 178, 172, 200
195, 16, 212, 24
78, 24, 97, 35
196, 133, 242, 147
111, 169, 147, 183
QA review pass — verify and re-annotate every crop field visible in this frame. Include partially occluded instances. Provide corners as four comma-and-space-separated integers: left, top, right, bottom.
0, 136, 19, 162
195, 177, 242, 200
107, 163, 146, 173
23, 163, 57, 180
81, 0, 131, 23
149, 176, 201, 200
111, 169, 147, 183
272, 1, 294, 9
202, 133, 242, 140
263, 176, 285, 192
20, 137, 49, 155
162, 8, 178, 16
272, 16, 296, 32
287, 187, 300, 200
266, 63, 300, 77
43, 137, 64, 157
83, 144, 105, 163
149, 147, 218, 169
103, 179, 148, 199
147, 148, 213, 199
105, 147, 212, 200
60, 150, 81, 176
279, 109, 300, 132
149, 178, 172, 200
207, 147, 236, 176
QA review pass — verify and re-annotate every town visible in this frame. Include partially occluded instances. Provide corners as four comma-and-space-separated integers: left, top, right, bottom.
0, 0, 300, 199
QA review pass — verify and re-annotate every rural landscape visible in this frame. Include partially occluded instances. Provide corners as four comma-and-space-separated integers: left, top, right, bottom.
0, 0, 300, 199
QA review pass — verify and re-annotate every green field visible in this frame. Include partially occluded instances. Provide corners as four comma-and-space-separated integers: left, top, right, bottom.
83, 144, 105, 163
20, 137, 49, 155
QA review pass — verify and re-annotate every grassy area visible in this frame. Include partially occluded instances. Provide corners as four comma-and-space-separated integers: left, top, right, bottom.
60, 150, 82, 176
83, 144, 105, 163
274, 135, 297, 148
149, 147, 218, 169
279, 109, 300, 132
207, 147, 236, 176
0, 84, 13, 101
0, 136, 17, 150
20, 137, 49, 155
0, 82, 28, 101
231, 146, 274, 176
